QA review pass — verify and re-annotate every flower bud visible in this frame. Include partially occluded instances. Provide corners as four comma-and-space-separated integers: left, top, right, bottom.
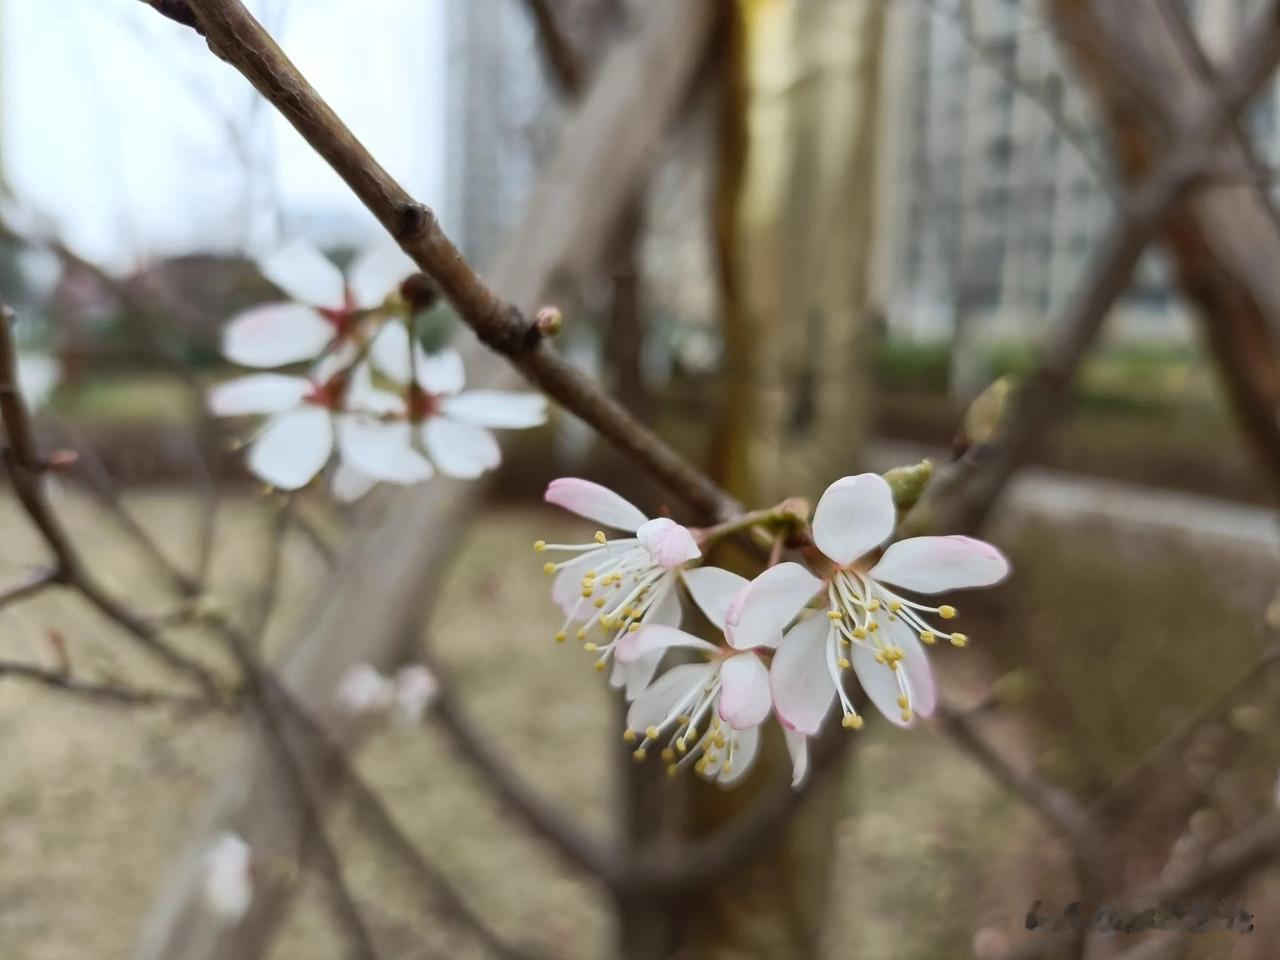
535, 306, 564, 337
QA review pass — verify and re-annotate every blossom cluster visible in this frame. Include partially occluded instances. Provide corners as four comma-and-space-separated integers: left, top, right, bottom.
537, 473, 1009, 787
207, 240, 546, 500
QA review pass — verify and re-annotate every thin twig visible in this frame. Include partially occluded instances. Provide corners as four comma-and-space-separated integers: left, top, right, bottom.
519, 0, 585, 96
147, 0, 741, 525
0, 567, 58, 608
0, 657, 221, 711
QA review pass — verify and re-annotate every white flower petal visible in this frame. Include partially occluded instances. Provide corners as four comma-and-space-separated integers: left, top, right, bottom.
208, 374, 311, 416
851, 641, 914, 728
627, 662, 717, 733
203, 833, 253, 924
336, 664, 394, 715
612, 652, 665, 701
544, 478, 649, 532
645, 577, 683, 628
258, 240, 345, 308
221, 302, 335, 368
725, 562, 823, 651
870, 535, 1011, 594
616, 624, 718, 665
770, 614, 837, 736
783, 728, 810, 788
337, 415, 434, 484
812, 473, 897, 567
416, 347, 466, 395
717, 652, 772, 730
392, 664, 439, 724
17, 352, 58, 408
368, 322, 416, 385
717, 724, 760, 786
681, 566, 749, 632
636, 517, 701, 571
885, 616, 936, 717
348, 242, 415, 310
421, 417, 500, 478
344, 361, 406, 416
246, 406, 333, 490
441, 391, 548, 429
331, 462, 379, 503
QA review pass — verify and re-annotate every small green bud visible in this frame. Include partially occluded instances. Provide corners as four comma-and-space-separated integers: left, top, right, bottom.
883, 459, 934, 512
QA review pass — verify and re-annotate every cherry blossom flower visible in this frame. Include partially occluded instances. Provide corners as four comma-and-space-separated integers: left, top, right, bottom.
221, 239, 416, 369
202, 832, 253, 924
335, 662, 439, 724
536, 478, 701, 697
391, 664, 439, 724
335, 663, 395, 716
615, 562, 822, 785
209, 355, 432, 491
346, 322, 546, 483
772, 473, 1009, 732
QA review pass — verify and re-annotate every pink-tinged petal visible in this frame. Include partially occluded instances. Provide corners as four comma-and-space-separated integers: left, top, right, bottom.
717, 652, 772, 730
850, 642, 913, 729
416, 347, 465, 396
544, 477, 648, 532
770, 615, 837, 735
348, 242, 415, 310
221, 303, 334, 368
716, 724, 760, 786
331, 462, 379, 504
612, 652, 665, 701
725, 562, 823, 651
627, 662, 717, 733
616, 624, 717, 665
783, 729, 810, 787
247, 406, 333, 490
884, 617, 936, 717
336, 416, 434, 485
636, 517, 701, 570
258, 240, 345, 308
682, 566, 749, 632
441, 390, 547, 429
369, 321, 416, 384
208, 374, 311, 416
421, 417, 500, 479
644, 578, 683, 628
869, 535, 1010, 594
812, 473, 897, 567
550, 551, 601, 616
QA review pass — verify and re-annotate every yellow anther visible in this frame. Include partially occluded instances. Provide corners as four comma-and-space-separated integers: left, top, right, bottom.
836, 657, 851, 669
896, 694, 909, 709
661, 748, 675, 763
594, 660, 606, 672
667, 764, 679, 777
842, 714, 864, 730
633, 748, 647, 761
900, 708, 913, 722
865, 598, 881, 612
554, 630, 567, 643
939, 605, 957, 620
827, 610, 843, 621
887, 659, 899, 671
583, 642, 598, 652
676, 738, 688, 754
686, 727, 698, 742
722, 762, 732, 775
623, 728, 637, 742
889, 601, 903, 612
919, 630, 936, 645
594, 531, 607, 544
853, 627, 868, 640
950, 632, 968, 648
874, 652, 886, 665
840, 635, 851, 646
594, 597, 606, 609
533, 540, 547, 552
576, 627, 587, 639
677, 714, 691, 724
627, 622, 639, 632
714, 734, 726, 749
581, 590, 593, 599
645, 725, 661, 741
543, 562, 556, 575
866, 620, 879, 633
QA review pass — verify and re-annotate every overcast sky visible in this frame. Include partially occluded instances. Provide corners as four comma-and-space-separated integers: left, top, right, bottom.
0, 0, 449, 273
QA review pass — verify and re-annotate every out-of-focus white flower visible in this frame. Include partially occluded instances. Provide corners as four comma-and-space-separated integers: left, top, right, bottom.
222, 240, 416, 369
392, 664, 439, 724
208, 357, 432, 492
537, 478, 700, 698
336, 662, 438, 724
336, 664, 395, 716
16, 352, 58, 408
771, 473, 1009, 733
616, 562, 822, 787
203, 832, 253, 924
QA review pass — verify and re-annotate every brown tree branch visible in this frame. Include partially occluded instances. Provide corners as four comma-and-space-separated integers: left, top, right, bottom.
0, 657, 221, 711
520, 0, 585, 96
0, 567, 58, 607
148, 0, 740, 525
